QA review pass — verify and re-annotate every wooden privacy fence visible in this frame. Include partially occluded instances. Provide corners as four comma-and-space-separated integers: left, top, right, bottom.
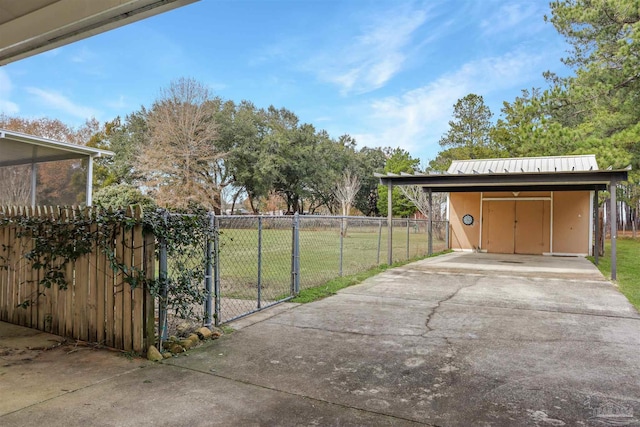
0, 206, 155, 353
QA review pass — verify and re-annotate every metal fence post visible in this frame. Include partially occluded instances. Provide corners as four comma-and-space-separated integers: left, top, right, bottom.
158, 210, 169, 350
406, 218, 410, 259
339, 216, 344, 276
291, 213, 301, 295
213, 214, 221, 327
376, 219, 382, 265
204, 212, 214, 328
257, 216, 263, 309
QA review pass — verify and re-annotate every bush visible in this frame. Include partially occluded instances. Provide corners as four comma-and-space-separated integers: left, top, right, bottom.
94, 184, 157, 212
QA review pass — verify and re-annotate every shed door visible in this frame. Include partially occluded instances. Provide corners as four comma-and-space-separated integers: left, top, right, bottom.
483, 199, 550, 254
483, 200, 515, 254
514, 201, 547, 254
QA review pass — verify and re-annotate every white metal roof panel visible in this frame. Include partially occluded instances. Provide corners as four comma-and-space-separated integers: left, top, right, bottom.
0, 129, 113, 167
447, 155, 598, 175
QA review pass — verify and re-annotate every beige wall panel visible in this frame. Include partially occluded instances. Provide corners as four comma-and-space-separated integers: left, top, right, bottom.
482, 200, 515, 253
553, 191, 590, 254
449, 193, 481, 250
515, 200, 551, 254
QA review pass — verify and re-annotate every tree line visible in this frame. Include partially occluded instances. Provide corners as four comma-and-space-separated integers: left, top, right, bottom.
1, 1, 638, 224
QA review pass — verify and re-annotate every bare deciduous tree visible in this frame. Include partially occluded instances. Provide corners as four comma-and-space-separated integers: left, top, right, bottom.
0, 165, 32, 205
334, 170, 361, 236
399, 185, 448, 220
136, 78, 228, 212
334, 170, 361, 216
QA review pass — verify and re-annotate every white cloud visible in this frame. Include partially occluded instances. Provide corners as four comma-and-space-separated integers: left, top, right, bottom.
26, 87, 99, 119
351, 49, 551, 158
309, 3, 431, 95
106, 95, 128, 110
0, 69, 19, 114
480, 2, 544, 36
71, 46, 96, 63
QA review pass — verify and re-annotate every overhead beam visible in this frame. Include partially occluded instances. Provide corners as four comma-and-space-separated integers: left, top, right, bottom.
417, 184, 609, 193
378, 170, 628, 187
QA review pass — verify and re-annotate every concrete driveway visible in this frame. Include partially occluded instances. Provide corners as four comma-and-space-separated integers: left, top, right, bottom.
2, 252, 639, 426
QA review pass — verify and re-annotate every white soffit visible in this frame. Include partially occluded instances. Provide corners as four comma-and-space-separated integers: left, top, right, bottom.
448, 155, 599, 175
0, 0, 199, 66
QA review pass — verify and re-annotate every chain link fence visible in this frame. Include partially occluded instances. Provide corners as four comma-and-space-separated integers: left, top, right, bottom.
157, 213, 449, 331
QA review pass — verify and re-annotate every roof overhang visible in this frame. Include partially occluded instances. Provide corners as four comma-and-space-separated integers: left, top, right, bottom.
376, 169, 630, 193
0, 129, 113, 167
0, 0, 199, 66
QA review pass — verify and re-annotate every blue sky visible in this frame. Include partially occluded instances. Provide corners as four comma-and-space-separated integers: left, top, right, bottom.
0, 0, 570, 164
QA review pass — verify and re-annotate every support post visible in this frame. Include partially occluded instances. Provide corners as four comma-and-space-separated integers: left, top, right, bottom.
610, 181, 617, 280
387, 183, 393, 265
30, 146, 37, 206
86, 155, 94, 206
428, 188, 433, 256
594, 190, 599, 265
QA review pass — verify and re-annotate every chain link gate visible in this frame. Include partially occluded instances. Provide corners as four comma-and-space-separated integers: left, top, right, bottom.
214, 215, 298, 324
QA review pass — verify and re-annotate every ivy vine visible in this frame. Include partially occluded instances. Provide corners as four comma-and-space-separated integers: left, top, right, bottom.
0, 206, 215, 321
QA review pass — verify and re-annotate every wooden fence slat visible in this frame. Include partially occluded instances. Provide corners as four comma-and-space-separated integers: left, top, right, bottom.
63, 208, 74, 338
87, 213, 98, 343
131, 206, 145, 353
95, 227, 107, 346
113, 218, 125, 351
53, 207, 65, 336
143, 232, 156, 352
27, 207, 37, 329
122, 207, 134, 352
74, 209, 89, 342
0, 219, 7, 321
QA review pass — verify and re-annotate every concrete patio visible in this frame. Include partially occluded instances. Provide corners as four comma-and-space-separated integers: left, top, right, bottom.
1, 252, 639, 426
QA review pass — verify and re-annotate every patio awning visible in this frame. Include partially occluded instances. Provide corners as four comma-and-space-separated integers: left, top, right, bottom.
0, 0, 199, 65
0, 129, 114, 206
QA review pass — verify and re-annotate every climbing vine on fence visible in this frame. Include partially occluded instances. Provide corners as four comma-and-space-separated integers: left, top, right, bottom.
0, 205, 215, 320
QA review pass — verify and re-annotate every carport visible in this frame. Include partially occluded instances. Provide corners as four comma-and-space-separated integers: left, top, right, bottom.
377, 155, 629, 279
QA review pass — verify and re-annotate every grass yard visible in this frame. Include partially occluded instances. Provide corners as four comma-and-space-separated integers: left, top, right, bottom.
589, 238, 640, 311
291, 250, 452, 303
216, 227, 447, 299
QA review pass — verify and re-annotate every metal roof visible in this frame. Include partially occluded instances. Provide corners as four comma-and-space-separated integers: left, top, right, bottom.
448, 155, 599, 174
0, 129, 113, 168
375, 155, 629, 193
0, 0, 199, 66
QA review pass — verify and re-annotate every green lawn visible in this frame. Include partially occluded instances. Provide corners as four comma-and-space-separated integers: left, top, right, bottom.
215, 227, 447, 300
589, 238, 640, 311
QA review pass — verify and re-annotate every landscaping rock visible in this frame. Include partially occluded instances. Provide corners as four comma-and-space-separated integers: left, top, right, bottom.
169, 344, 184, 354
179, 339, 193, 350
196, 327, 213, 340
147, 346, 163, 362
188, 333, 200, 344
162, 352, 173, 359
